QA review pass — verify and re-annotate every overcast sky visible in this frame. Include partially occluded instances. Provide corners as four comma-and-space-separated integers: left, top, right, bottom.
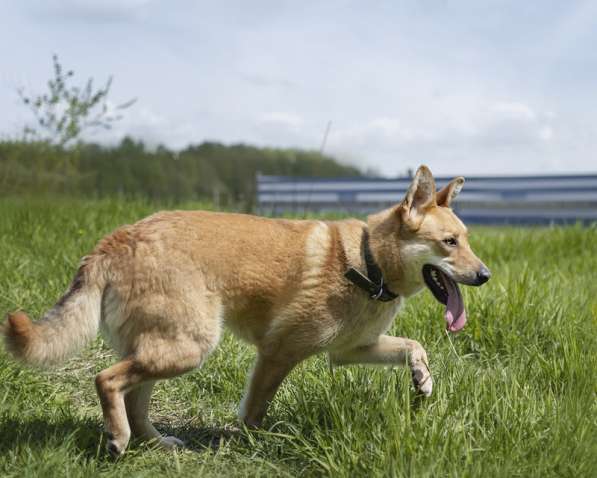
1, 1, 597, 176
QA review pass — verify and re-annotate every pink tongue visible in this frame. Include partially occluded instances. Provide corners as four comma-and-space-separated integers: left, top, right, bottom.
444, 278, 467, 333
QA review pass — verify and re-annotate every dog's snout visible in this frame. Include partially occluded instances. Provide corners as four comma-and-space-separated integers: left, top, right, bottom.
475, 266, 491, 285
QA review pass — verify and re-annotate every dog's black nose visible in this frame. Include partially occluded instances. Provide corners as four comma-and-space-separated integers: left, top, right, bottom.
476, 266, 491, 285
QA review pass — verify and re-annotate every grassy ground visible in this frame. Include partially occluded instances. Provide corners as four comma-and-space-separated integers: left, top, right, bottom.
0, 197, 595, 477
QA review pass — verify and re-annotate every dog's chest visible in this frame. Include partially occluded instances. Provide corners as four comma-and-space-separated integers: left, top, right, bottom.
331, 297, 403, 350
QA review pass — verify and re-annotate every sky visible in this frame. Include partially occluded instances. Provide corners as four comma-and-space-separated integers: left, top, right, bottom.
1, 0, 597, 176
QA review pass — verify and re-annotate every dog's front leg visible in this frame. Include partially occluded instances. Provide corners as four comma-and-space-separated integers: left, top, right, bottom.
329, 335, 432, 396
239, 353, 297, 428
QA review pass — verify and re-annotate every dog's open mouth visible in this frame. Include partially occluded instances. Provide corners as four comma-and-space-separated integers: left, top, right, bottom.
422, 264, 467, 333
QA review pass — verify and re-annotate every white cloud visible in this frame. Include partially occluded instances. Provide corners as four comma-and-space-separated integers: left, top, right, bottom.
489, 101, 536, 121
84, 106, 192, 148
323, 99, 561, 175
538, 126, 554, 141
29, 0, 153, 23
258, 112, 303, 131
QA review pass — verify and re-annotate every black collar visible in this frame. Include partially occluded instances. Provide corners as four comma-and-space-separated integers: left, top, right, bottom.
344, 229, 398, 302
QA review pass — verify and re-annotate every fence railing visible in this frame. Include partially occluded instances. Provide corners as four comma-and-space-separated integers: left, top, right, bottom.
256, 173, 597, 224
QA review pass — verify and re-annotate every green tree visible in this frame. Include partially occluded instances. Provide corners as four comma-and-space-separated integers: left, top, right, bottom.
18, 54, 135, 146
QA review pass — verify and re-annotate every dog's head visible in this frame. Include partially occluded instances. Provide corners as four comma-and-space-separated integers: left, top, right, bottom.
377, 165, 490, 332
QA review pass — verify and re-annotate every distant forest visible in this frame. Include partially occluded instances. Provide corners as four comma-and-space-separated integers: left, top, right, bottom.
0, 138, 363, 210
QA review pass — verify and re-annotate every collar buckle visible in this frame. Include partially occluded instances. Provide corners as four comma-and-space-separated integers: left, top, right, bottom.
370, 277, 385, 300
344, 230, 398, 303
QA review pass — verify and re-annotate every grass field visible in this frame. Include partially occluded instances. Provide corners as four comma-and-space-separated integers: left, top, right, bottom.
0, 197, 596, 477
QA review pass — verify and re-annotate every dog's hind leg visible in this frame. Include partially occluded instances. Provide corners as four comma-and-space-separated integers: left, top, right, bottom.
95, 358, 144, 457
97, 293, 222, 456
125, 381, 184, 449
125, 381, 158, 439
96, 349, 206, 457
329, 335, 432, 396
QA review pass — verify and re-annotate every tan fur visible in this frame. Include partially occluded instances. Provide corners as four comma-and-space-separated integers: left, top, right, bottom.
3, 165, 488, 456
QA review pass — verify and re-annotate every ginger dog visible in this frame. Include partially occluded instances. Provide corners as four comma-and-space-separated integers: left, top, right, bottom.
3, 165, 490, 456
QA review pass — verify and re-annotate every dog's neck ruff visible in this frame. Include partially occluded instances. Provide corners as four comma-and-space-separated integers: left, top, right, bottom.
344, 229, 398, 302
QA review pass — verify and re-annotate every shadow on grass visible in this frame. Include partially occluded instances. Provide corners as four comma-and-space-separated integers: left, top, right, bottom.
0, 416, 245, 458
0, 416, 103, 458
154, 421, 243, 452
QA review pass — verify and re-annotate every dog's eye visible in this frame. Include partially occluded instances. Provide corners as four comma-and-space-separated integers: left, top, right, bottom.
443, 237, 458, 247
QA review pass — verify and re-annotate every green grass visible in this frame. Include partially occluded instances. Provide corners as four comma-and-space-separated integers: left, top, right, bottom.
0, 197, 596, 477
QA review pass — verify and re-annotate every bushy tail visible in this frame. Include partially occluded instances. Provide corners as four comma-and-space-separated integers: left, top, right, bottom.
3, 257, 106, 366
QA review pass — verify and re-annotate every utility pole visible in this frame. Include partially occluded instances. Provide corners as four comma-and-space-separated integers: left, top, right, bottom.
319, 120, 332, 154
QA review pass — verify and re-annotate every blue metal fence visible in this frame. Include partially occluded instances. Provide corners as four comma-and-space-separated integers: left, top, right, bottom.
256, 173, 597, 225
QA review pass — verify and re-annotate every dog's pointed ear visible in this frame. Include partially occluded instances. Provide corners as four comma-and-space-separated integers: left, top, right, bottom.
397, 165, 436, 228
436, 177, 465, 208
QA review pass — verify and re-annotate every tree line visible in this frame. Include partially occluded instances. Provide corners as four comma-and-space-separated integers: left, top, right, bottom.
0, 138, 363, 209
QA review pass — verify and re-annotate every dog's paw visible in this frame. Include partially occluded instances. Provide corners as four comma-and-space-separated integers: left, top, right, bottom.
411, 366, 433, 397
106, 439, 126, 458
105, 431, 129, 458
